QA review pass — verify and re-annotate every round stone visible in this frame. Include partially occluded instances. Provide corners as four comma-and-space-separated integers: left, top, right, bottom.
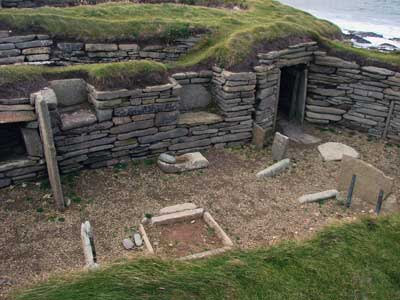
159, 153, 176, 164
122, 238, 134, 250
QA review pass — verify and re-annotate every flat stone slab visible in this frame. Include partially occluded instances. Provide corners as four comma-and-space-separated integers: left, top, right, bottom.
159, 203, 198, 215
0, 111, 36, 123
157, 152, 209, 173
178, 112, 223, 126
60, 108, 97, 131
338, 155, 394, 204
151, 208, 205, 225
278, 120, 321, 145
271, 132, 289, 161
298, 189, 338, 204
256, 158, 290, 178
318, 142, 360, 161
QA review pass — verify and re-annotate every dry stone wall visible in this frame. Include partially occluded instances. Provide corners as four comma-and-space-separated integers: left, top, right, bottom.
0, 31, 202, 65
307, 53, 400, 139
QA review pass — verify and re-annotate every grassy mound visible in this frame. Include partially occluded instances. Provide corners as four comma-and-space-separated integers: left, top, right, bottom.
13, 214, 400, 300
0, 0, 340, 67
0, 60, 168, 97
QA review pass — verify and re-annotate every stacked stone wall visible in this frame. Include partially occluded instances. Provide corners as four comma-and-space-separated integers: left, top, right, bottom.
307, 52, 400, 138
0, 31, 202, 65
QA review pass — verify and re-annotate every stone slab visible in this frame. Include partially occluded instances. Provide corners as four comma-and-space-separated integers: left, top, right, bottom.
60, 109, 97, 131
256, 158, 290, 178
298, 190, 338, 204
159, 203, 198, 215
179, 84, 211, 111
158, 152, 209, 174
50, 79, 87, 107
318, 142, 360, 161
178, 111, 223, 126
338, 156, 394, 204
0, 111, 36, 123
271, 132, 289, 161
151, 208, 205, 225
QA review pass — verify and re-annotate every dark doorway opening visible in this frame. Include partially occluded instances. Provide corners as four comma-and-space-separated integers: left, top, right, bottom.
0, 123, 27, 162
277, 64, 308, 124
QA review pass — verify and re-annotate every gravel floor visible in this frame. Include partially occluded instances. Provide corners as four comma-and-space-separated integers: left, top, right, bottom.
1, 125, 399, 299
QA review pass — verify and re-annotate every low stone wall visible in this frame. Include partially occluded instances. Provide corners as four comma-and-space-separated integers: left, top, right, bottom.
0, 31, 202, 65
307, 53, 400, 138
0, 0, 131, 8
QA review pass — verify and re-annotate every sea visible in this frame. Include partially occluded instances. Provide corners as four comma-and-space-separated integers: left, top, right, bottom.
278, 0, 400, 49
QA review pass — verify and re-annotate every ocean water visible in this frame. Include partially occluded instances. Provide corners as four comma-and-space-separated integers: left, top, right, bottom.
278, 0, 400, 48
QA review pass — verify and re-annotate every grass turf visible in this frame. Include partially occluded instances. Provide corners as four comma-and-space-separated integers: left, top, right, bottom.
13, 213, 400, 300
0, 0, 340, 68
0, 60, 168, 94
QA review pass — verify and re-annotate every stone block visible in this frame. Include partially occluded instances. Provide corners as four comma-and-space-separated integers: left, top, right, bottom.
21, 128, 43, 157
85, 43, 118, 52
60, 109, 97, 131
155, 111, 178, 126
271, 132, 289, 161
15, 39, 52, 49
138, 128, 188, 144
338, 156, 394, 204
50, 79, 88, 107
0, 111, 36, 123
179, 84, 211, 111
110, 119, 154, 134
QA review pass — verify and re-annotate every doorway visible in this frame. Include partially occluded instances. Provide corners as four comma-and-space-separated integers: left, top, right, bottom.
277, 64, 308, 124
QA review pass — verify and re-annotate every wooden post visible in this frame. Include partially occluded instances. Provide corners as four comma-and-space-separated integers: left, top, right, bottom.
35, 94, 65, 210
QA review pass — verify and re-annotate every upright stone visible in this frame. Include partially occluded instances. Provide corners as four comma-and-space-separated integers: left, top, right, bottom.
252, 123, 266, 150
35, 92, 65, 210
21, 128, 43, 157
271, 132, 289, 161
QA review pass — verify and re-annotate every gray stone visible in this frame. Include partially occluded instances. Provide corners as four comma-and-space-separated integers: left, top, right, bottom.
179, 84, 211, 111
122, 238, 134, 250
50, 79, 88, 107
57, 42, 84, 52
85, 43, 118, 52
306, 111, 342, 121
114, 102, 178, 117
159, 153, 176, 164
0, 56, 25, 64
252, 123, 266, 150
159, 203, 197, 215
271, 132, 289, 161
318, 142, 360, 162
256, 158, 290, 178
306, 105, 346, 115
21, 128, 43, 157
178, 112, 223, 126
298, 190, 338, 204
0, 48, 20, 58
155, 111, 178, 126
338, 156, 394, 204
0, 34, 36, 44
60, 109, 97, 131
15, 39, 52, 49
0, 178, 11, 188
169, 139, 211, 151
95, 109, 113, 122
117, 128, 158, 141
158, 152, 209, 173
343, 114, 378, 126
22, 47, 51, 55
26, 54, 50, 62
0, 111, 36, 124
138, 128, 188, 144
312, 88, 346, 97
110, 119, 154, 134
133, 233, 143, 247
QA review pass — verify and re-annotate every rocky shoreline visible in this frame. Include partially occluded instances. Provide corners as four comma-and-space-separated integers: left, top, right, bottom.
343, 30, 400, 52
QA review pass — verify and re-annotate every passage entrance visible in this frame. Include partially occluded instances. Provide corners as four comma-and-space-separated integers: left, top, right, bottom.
277, 64, 308, 124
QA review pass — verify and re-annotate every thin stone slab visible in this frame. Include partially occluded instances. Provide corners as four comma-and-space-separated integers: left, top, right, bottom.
60, 108, 97, 131
278, 120, 321, 145
338, 156, 394, 204
159, 203, 197, 215
298, 190, 338, 204
256, 158, 290, 178
151, 208, 205, 225
271, 132, 289, 161
0, 111, 36, 123
318, 142, 360, 161
157, 152, 209, 174
252, 123, 266, 150
178, 112, 223, 126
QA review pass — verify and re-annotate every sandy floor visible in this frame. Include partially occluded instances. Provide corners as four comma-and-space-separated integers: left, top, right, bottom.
1, 125, 399, 299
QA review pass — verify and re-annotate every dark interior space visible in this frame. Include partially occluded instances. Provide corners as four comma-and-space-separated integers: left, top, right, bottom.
0, 123, 27, 162
278, 64, 307, 123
